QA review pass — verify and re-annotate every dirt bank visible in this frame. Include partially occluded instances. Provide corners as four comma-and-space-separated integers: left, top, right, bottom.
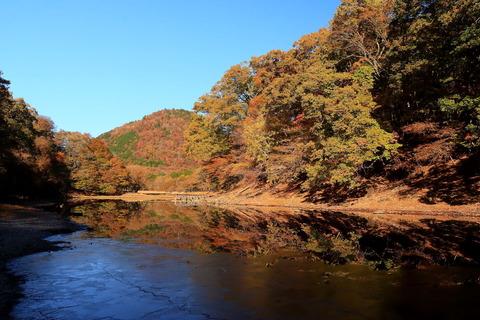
202, 184, 480, 223
0, 202, 85, 320
75, 185, 480, 224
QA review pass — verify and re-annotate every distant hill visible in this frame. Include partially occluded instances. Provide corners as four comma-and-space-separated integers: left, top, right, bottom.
98, 109, 200, 190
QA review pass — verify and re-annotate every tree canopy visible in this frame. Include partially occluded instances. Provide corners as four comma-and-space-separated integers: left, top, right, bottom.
57, 131, 137, 195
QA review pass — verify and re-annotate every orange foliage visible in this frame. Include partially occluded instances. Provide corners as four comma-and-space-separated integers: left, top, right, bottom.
247, 93, 266, 117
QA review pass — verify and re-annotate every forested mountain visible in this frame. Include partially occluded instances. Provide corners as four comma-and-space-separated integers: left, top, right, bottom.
98, 109, 199, 190
184, 0, 480, 203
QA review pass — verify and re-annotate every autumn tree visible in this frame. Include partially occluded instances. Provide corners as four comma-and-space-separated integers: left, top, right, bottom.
301, 62, 399, 187
184, 63, 254, 160
0, 73, 69, 198
242, 116, 273, 165
249, 49, 304, 135
184, 113, 231, 161
329, 0, 394, 77
31, 115, 70, 194
0, 79, 37, 168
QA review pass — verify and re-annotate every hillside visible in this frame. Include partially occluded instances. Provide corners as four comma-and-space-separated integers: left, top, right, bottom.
95, 0, 479, 204
98, 109, 200, 190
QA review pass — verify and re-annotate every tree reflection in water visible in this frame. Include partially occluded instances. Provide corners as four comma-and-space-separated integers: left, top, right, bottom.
66, 200, 480, 269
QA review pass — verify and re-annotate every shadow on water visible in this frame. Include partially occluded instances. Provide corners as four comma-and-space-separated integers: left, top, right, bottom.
66, 200, 480, 268
8, 200, 480, 320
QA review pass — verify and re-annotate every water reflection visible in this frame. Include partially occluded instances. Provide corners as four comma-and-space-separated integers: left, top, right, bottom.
9, 200, 480, 320
10, 233, 480, 320
67, 200, 480, 268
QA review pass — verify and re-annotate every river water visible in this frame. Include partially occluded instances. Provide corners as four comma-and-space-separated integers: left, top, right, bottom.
8, 201, 480, 319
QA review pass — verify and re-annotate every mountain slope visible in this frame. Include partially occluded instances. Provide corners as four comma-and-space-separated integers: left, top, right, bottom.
98, 109, 199, 190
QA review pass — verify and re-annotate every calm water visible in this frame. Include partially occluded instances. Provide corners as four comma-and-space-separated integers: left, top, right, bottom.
8, 201, 480, 319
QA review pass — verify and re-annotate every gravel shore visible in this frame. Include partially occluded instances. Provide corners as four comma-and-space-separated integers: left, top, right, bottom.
0, 202, 84, 319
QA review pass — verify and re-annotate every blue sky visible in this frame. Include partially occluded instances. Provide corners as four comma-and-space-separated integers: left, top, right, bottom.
1, 0, 340, 137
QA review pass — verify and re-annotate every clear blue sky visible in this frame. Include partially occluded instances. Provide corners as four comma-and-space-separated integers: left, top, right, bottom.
1, 0, 340, 137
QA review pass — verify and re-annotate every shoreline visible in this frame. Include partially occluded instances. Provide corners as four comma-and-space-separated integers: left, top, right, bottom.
0, 202, 85, 320
72, 187, 480, 223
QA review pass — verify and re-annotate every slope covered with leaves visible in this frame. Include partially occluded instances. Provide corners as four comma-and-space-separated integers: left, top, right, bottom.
99, 109, 200, 190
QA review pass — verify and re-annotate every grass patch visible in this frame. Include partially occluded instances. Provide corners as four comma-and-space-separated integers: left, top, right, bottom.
148, 173, 166, 180
170, 169, 194, 178
134, 159, 165, 167
148, 210, 158, 217
169, 214, 192, 222
108, 131, 138, 160
98, 131, 111, 139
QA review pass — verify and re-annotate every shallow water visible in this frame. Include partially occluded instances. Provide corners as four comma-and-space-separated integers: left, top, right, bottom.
8, 201, 480, 319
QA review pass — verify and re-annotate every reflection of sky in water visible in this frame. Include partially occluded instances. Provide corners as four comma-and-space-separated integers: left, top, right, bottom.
9, 231, 350, 319
10, 232, 214, 319
8, 202, 480, 320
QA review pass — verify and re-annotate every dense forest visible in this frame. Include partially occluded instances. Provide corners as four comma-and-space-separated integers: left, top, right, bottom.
183, 0, 480, 203
0, 73, 69, 199
0, 73, 137, 198
1, 0, 479, 203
